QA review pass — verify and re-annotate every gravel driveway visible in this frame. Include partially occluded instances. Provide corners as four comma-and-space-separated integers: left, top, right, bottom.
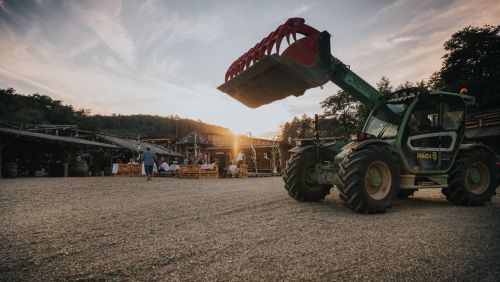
1, 176, 499, 281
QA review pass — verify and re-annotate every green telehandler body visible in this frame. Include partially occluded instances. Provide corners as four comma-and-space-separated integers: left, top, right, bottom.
218, 18, 497, 213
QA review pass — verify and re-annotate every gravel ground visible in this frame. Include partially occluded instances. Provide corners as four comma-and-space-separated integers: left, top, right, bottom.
1, 176, 499, 281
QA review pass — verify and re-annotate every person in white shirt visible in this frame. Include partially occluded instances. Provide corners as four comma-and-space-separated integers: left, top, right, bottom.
236, 152, 244, 166
228, 161, 239, 176
160, 161, 170, 172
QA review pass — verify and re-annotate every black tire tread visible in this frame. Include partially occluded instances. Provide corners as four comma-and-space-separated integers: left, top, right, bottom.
335, 145, 400, 214
283, 148, 332, 202
443, 148, 498, 206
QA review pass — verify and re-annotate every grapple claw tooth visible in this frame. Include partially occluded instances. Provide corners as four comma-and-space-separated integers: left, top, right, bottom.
222, 17, 322, 83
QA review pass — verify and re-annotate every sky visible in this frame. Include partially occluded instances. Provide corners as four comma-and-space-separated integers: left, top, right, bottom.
0, 0, 499, 138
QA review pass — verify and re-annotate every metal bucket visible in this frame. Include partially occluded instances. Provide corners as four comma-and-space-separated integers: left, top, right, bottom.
218, 31, 331, 108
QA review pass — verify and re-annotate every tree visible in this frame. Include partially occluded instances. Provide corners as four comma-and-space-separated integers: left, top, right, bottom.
356, 76, 395, 130
434, 25, 500, 109
427, 71, 445, 90
376, 76, 393, 94
280, 115, 314, 143
395, 81, 415, 91
320, 90, 359, 137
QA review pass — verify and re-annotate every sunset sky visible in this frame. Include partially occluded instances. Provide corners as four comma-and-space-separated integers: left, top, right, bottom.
1, 0, 499, 138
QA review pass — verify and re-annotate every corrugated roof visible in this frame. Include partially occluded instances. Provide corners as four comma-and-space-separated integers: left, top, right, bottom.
465, 126, 500, 139
97, 134, 183, 157
466, 108, 500, 129
0, 127, 119, 148
177, 132, 209, 145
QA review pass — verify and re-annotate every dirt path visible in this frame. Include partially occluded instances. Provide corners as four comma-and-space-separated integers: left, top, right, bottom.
1, 177, 499, 281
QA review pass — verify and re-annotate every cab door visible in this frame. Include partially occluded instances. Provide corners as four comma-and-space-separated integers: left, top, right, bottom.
403, 94, 464, 172
438, 95, 465, 171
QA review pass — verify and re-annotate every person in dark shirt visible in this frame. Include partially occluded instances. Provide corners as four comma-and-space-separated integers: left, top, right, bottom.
140, 147, 157, 180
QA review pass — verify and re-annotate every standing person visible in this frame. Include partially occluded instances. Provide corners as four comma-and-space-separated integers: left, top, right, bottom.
218, 157, 226, 178
140, 147, 157, 180
236, 151, 244, 166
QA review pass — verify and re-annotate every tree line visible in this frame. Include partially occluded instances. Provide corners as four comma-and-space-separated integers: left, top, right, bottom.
0, 88, 231, 138
280, 24, 500, 142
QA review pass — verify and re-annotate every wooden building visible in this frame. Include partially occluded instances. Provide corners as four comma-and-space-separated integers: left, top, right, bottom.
0, 127, 119, 178
465, 108, 500, 153
176, 132, 210, 164
202, 132, 290, 176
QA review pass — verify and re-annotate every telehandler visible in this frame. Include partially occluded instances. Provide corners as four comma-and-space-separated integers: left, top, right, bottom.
218, 18, 498, 213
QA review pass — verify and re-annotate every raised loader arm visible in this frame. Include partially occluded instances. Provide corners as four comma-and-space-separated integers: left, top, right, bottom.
218, 18, 383, 108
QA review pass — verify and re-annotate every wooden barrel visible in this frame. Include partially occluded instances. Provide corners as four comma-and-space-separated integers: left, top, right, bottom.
4, 162, 17, 178
69, 160, 88, 177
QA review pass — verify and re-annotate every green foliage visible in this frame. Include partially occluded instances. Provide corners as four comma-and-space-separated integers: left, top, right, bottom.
376, 76, 393, 94
395, 81, 414, 91
0, 88, 231, 138
320, 90, 359, 138
0, 88, 87, 125
433, 25, 500, 109
280, 114, 314, 143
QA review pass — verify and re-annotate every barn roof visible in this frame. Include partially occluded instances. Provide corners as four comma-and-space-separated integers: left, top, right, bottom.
96, 134, 183, 157
0, 127, 118, 148
177, 132, 209, 145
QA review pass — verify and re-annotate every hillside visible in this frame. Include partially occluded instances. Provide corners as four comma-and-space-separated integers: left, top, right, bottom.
0, 88, 232, 138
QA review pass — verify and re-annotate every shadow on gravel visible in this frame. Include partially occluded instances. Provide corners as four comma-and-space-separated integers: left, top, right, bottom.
294, 193, 496, 216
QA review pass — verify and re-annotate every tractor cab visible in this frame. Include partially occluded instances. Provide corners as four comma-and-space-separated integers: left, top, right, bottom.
363, 88, 468, 174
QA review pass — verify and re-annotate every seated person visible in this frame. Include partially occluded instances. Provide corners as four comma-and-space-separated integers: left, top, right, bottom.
160, 161, 170, 173
170, 163, 180, 172
228, 162, 239, 175
408, 110, 431, 135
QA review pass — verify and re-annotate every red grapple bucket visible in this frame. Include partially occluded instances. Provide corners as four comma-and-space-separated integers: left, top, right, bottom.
218, 31, 332, 108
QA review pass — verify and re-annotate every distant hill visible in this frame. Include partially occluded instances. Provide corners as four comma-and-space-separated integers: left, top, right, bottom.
0, 88, 232, 138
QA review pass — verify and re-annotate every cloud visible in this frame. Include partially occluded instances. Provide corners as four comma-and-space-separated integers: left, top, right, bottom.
1, 0, 499, 137
0, 0, 9, 14
290, 4, 313, 16
131, 3, 225, 47
339, 0, 500, 86
371, 35, 421, 50
65, 1, 136, 65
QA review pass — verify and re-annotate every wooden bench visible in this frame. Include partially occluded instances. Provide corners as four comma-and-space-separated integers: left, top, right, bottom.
178, 165, 200, 179
115, 163, 142, 177
228, 164, 248, 178
199, 164, 219, 179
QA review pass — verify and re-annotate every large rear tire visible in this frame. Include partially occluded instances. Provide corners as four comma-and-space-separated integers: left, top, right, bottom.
335, 145, 400, 214
283, 147, 332, 202
443, 148, 498, 206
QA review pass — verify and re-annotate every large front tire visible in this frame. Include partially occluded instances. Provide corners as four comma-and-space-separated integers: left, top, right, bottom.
283, 147, 332, 202
443, 148, 498, 206
335, 145, 400, 214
